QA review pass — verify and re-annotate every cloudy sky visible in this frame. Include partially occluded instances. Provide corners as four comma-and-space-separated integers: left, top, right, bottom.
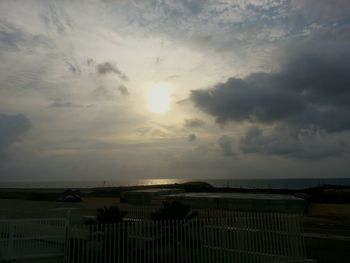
1, 0, 350, 182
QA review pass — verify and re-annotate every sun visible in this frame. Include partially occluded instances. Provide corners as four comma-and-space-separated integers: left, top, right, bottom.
147, 85, 171, 113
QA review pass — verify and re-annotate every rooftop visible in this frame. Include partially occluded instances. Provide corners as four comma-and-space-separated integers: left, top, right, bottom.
125, 188, 181, 193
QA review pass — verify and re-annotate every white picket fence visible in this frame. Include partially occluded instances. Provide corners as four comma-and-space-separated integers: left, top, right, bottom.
66, 211, 309, 263
0, 211, 311, 263
0, 218, 67, 262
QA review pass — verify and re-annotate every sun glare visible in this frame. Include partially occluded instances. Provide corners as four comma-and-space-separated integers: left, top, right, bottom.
147, 85, 171, 113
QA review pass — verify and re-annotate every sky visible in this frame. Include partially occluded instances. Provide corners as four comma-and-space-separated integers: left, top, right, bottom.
0, 0, 350, 182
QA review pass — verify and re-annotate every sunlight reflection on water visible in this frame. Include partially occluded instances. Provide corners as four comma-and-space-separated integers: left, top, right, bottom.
1, 178, 350, 189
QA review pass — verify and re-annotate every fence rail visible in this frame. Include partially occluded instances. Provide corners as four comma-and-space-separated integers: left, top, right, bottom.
66, 211, 308, 263
0, 218, 67, 262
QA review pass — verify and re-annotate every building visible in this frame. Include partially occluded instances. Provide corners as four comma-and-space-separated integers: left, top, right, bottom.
165, 192, 306, 213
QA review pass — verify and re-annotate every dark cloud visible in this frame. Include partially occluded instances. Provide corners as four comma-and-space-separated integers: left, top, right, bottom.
190, 32, 350, 159
191, 76, 306, 124
0, 114, 31, 160
97, 62, 129, 81
0, 19, 50, 52
218, 135, 236, 156
179, 0, 208, 14
136, 127, 170, 138
239, 126, 347, 160
151, 129, 169, 138
118, 85, 129, 96
188, 133, 197, 142
240, 127, 299, 155
176, 98, 189, 105
63, 57, 81, 74
184, 118, 205, 128
190, 32, 350, 133
0, 21, 24, 51
92, 86, 114, 100
136, 123, 180, 138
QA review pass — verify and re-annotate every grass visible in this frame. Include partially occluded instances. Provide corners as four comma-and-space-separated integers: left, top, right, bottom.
82, 197, 120, 208
308, 203, 350, 219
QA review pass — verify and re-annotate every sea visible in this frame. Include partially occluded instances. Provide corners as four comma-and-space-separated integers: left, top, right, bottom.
0, 178, 350, 190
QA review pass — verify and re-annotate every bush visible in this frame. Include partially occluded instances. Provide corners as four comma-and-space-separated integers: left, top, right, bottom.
152, 200, 197, 221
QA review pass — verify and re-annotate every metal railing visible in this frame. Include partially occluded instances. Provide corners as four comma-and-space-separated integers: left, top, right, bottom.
66, 211, 308, 263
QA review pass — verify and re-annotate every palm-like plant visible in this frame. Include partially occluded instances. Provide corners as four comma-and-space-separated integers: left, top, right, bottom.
79, 206, 127, 263
151, 200, 198, 261
95, 206, 127, 224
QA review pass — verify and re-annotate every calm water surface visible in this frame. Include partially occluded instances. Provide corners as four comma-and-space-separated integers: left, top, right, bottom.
1, 178, 350, 190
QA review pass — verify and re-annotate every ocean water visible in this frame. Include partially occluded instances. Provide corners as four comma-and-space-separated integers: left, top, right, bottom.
0, 178, 350, 190
205, 178, 350, 189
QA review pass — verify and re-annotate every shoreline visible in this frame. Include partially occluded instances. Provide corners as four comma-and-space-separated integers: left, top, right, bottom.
0, 181, 349, 204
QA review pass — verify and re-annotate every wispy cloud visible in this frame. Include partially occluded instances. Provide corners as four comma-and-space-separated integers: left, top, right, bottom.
118, 85, 129, 96
50, 98, 92, 108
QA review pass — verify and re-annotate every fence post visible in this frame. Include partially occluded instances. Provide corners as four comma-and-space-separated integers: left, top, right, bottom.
64, 210, 72, 263
8, 221, 15, 260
